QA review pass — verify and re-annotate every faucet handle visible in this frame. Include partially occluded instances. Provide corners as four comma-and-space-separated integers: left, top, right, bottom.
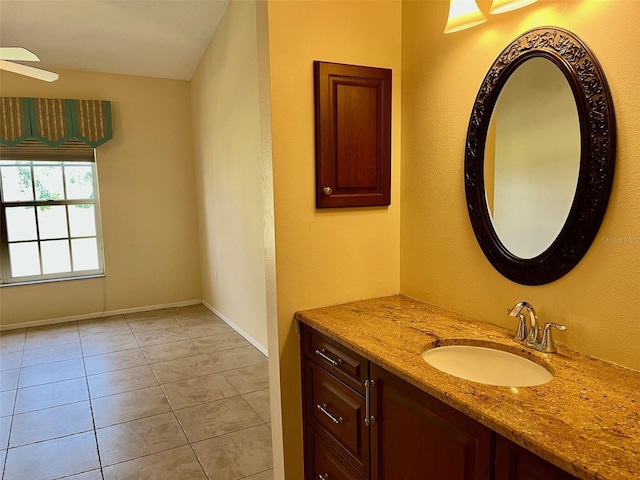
540, 322, 566, 353
512, 312, 527, 342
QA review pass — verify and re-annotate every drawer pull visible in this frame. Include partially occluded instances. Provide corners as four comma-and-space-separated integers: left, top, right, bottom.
319, 474, 329, 480
365, 379, 376, 427
315, 348, 343, 367
317, 403, 344, 424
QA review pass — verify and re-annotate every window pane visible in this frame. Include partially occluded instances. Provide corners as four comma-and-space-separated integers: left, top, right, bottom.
6, 207, 37, 241
1, 165, 34, 201
34, 165, 65, 201
1, 160, 103, 284
9, 242, 40, 277
68, 204, 96, 237
65, 165, 94, 200
38, 205, 69, 239
72, 238, 99, 271
41, 240, 71, 274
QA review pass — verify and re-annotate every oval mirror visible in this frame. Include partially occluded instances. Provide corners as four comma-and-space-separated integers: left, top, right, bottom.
465, 27, 616, 285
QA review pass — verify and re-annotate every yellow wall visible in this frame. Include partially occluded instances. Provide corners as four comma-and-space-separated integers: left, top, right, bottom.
401, 0, 640, 370
267, 0, 402, 476
190, 0, 271, 351
0, 70, 201, 326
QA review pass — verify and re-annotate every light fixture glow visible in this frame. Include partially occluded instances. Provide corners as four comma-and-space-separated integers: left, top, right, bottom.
490, 0, 538, 15
444, 0, 487, 34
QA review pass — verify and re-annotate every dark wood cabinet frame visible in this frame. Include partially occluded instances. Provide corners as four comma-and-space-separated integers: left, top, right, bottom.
300, 323, 579, 480
314, 61, 392, 208
464, 27, 616, 285
370, 363, 492, 480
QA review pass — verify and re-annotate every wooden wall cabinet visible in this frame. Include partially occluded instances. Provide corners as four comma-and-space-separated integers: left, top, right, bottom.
300, 323, 579, 480
314, 61, 392, 208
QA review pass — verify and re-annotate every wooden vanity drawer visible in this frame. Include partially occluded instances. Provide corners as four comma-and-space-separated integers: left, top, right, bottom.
301, 323, 367, 394
306, 426, 366, 480
303, 360, 369, 476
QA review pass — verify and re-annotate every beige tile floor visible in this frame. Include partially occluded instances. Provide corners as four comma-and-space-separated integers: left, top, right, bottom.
0, 305, 273, 480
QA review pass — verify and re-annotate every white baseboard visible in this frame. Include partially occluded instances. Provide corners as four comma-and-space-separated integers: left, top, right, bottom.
0, 300, 202, 331
201, 300, 269, 357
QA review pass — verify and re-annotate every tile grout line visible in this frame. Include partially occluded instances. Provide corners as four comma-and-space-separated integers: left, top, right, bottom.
132, 311, 272, 480
238, 467, 275, 480
3, 308, 272, 479
2, 325, 93, 478
78, 320, 107, 480
175, 311, 272, 479
93, 311, 151, 478
1, 328, 27, 480
143, 312, 212, 480
88, 312, 209, 479
180, 420, 273, 480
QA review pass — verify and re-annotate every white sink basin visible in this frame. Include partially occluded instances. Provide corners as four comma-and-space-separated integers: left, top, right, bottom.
422, 345, 553, 387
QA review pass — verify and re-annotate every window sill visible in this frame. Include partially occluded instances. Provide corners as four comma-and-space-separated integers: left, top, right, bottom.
0, 273, 105, 288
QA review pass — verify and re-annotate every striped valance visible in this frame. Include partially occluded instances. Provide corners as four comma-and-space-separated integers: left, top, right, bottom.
0, 97, 112, 149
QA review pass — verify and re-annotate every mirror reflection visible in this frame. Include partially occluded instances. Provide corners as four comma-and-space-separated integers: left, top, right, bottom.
484, 57, 580, 259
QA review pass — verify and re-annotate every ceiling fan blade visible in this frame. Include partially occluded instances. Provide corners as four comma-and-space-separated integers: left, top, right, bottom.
0, 47, 40, 62
0, 60, 59, 82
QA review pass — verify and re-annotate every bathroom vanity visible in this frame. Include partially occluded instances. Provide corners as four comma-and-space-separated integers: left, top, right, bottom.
295, 295, 640, 480
296, 23, 626, 480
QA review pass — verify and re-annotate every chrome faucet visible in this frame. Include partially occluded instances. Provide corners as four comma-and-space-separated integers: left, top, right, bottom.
507, 301, 566, 353
507, 301, 539, 343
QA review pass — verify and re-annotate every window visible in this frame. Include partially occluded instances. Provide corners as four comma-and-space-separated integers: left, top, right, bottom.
0, 158, 104, 284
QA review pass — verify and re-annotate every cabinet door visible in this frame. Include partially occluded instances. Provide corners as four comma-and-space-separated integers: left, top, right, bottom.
303, 360, 369, 476
370, 364, 492, 480
495, 434, 578, 480
314, 61, 392, 208
306, 426, 367, 480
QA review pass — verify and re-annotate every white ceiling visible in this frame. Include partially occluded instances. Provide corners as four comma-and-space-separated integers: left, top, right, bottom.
0, 0, 229, 81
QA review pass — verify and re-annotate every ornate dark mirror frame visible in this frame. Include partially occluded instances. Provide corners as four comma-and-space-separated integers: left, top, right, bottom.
464, 27, 616, 285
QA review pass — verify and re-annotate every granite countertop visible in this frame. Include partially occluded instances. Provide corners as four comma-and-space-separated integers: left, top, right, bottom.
294, 295, 640, 480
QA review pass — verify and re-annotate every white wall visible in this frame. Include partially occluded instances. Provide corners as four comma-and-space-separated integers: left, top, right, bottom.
492, 58, 580, 258
190, 0, 271, 352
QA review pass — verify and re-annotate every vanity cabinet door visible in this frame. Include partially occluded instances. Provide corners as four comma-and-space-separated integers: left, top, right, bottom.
494, 434, 578, 480
299, 323, 576, 480
369, 363, 492, 480
301, 324, 370, 479
303, 361, 369, 474
306, 427, 366, 480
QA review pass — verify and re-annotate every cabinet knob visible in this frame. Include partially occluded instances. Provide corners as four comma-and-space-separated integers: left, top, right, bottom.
318, 474, 329, 480
322, 186, 333, 195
